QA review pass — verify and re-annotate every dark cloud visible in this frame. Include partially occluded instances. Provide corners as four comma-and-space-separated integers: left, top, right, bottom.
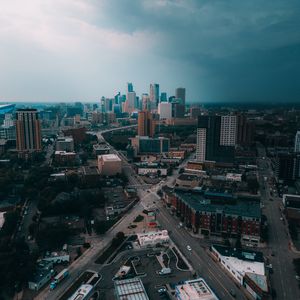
91, 0, 300, 102
0, 0, 299, 102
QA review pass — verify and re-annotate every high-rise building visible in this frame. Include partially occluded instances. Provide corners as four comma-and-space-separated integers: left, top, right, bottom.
141, 94, 151, 111
138, 110, 155, 137
127, 82, 133, 93
236, 114, 255, 146
158, 102, 172, 119
295, 131, 300, 153
150, 83, 159, 107
160, 92, 167, 102
125, 91, 136, 112
171, 101, 185, 118
220, 115, 237, 146
16, 109, 41, 153
175, 87, 186, 105
275, 152, 300, 181
3, 114, 14, 127
196, 115, 234, 163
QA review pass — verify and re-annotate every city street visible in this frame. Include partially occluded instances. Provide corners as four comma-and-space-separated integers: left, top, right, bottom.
257, 156, 300, 300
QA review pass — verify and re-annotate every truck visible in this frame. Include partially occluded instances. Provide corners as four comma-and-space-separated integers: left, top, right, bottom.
50, 268, 69, 290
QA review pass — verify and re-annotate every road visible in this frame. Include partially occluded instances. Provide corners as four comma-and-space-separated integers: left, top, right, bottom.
257, 155, 300, 300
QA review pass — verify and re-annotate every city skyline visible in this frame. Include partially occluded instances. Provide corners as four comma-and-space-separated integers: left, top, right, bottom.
0, 0, 299, 103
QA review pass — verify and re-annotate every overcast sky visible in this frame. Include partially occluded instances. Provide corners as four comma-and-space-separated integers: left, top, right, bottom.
0, 0, 299, 103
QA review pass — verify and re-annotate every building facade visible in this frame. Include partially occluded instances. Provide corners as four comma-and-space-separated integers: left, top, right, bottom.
16, 109, 42, 154
138, 110, 155, 137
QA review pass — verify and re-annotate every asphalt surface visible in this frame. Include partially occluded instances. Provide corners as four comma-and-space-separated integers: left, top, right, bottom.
257, 154, 300, 300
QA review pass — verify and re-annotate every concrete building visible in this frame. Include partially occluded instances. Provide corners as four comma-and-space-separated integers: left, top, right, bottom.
158, 102, 172, 119
130, 136, 170, 156
115, 277, 149, 300
175, 87, 186, 105
137, 230, 169, 247
56, 136, 74, 152
211, 245, 265, 285
93, 144, 110, 155
196, 115, 234, 163
16, 109, 42, 154
3, 114, 14, 127
175, 278, 219, 300
220, 115, 237, 146
126, 91, 136, 112
54, 151, 76, 164
211, 245, 268, 299
295, 131, 300, 153
97, 154, 122, 176
138, 110, 155, 137
196, 128, 206, 162
150, 83, 159, 107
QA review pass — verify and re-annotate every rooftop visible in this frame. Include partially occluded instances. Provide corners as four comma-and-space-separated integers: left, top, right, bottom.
175, 278, 219, 300
245, 273, 268, 293
99, 154, 121, 162
115, 278, 149, 300
212, 245, 265, 277
175, 190, 261, 218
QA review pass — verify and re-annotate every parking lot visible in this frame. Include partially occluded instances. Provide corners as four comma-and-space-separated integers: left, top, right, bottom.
97, 247, 193, 300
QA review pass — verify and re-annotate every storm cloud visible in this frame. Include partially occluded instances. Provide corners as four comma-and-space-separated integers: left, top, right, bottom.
0, 0, 299, 102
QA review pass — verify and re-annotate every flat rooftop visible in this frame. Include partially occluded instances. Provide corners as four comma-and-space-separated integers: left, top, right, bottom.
114, 278, 149, 300
212, 245, 265, 276
99, 154, 121, 162
175, 278, 219, 300
175, 190, 261, 218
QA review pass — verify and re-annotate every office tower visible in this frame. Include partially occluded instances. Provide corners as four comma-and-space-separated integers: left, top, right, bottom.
160, 92, 167, 102
171, 101, 185, 118
220, 115, 237, 146
196, 115, 234, 163
141, 94, 151, 111
236, 114, 255, 146
190, 107, 202, 119
138, 110, 155, 137
3, 114, 14, 127
175, 88, 186, 105
275, 153, 300, 181
150, 83, 159, 107
124, 91, 136, 112
295, 131, 300, 153
16, 109, 41, 153
158, 102, 172, 119
127, 82, 134, 93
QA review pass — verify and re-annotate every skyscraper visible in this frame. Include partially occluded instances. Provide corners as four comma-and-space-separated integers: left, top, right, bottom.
295, 131, 300, 153
220, 115, 237, 146
16, 109, 41, 154
175, 87, 186, 105
158, 102, 172, 119
150, 83, 159, 107
236, 114, 255, 146
196, 115, 234, 163
127, 82, 133, 93
138, 110, 155, 137
125, 91, 136, 112
160, 92, 167, 102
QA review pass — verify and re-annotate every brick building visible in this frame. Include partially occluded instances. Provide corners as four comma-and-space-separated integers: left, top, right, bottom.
165, 190, 261, 242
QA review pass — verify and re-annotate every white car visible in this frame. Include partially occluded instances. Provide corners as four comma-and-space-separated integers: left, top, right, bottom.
187, 245, 192, 251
